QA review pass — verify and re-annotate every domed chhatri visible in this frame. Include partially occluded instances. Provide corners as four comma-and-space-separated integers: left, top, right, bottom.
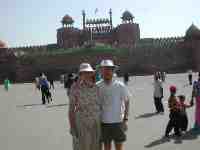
186, 23, 200, 38
121, 10, 134, 23
61, 14, 74, 27
0, 40, 7, 48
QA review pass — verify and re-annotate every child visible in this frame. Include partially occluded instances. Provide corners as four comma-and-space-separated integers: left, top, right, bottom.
165, 86, 181, 137
178, 95, 193, 132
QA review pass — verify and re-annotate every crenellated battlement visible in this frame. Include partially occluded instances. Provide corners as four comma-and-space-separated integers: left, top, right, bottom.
6, 44, 59, 56
136, 36, 184, 48
8, 44, 47, 50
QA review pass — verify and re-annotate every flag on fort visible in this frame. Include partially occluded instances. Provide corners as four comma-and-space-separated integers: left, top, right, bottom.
95, 8, 98, 14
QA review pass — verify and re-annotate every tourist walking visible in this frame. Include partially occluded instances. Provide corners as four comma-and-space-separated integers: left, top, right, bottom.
191, 74, 200, 132
161, 72, 166, 82
165, 86, 181, 137
157, 72, 162, 80
97, 59, 130, 150
39, 73, 51, 104
65, 73, 76, 96
153, 74, 164, 113
49, 79, 55, 89
4, 78, 10, 91
60, 74, 65, 84
188, 70, 193, 85
68, 63, 101, 150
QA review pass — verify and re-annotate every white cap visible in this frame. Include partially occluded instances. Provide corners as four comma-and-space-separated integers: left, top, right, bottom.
100, 59, 116, 67
79, 63, 95, 72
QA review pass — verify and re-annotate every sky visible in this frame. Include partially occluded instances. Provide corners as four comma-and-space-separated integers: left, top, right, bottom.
0, 0, 200, 47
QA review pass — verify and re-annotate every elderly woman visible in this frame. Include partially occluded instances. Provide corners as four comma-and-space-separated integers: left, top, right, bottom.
68, 63, 101, 150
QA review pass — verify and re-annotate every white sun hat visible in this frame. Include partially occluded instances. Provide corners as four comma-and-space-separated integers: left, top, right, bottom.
100, 59, 117, 68
79, 63, 95, 72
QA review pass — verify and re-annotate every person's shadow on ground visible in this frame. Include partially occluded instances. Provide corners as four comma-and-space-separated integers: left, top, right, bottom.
16, 103, 68, 108
144, 136, 171, 148
135, 112, 159, 119
144, 128, 200, 148
16, 103, 44, 108
46, 103, 68, 108
181, 128, 200, 140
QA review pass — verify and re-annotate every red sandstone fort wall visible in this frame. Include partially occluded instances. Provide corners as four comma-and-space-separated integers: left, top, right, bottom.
0, 48, 17, 83
0, 37, 197, 83
192, 40, 200, 71
9, 45, 192, 83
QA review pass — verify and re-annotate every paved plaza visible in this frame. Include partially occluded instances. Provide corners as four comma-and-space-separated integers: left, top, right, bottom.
0, 73, 200, 150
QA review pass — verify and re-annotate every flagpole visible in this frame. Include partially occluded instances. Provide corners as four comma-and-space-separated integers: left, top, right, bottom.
93, 8, 98, 42
90, 29, 92, 41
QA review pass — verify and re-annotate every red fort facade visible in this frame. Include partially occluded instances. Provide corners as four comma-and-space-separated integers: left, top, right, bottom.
0, 10, 200, 82
57, 9, 140, 49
